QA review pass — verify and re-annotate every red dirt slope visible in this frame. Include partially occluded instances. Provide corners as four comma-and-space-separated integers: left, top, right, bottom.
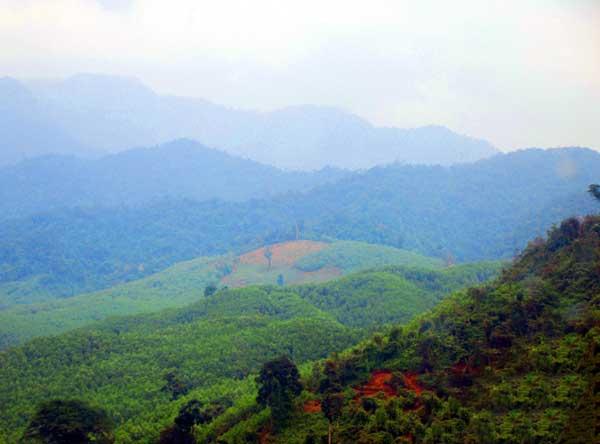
303, 399, 322, 413
354, 370, 396, 398
238, 240, 328, 267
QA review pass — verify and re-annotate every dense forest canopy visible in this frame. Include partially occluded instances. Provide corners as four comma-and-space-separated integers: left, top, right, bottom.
0, 262, 499, 442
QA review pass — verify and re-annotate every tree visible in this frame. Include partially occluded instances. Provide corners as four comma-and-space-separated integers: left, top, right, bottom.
161, 371, 189, 400
589, 184, 600, 202
159, 399, 228, 444
319, 360, 344, 444
264, 246, 273, 269
256, 356, 302, 428
277, 274, 285, 286
322, 392, 344, 444
204, 284, 217, 298
22, 400, 114, 444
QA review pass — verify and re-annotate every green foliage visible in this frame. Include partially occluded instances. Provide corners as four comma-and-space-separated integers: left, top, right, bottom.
0, 262, 499, 442
0, 255, 495, 349
204, 284, 218, 298
295, 262, 503, 329
0, 255, 225, 348
295, 241, 443, 272
256, 356, 302, 428
21, 400, 114, 444
229, 216, 600, 443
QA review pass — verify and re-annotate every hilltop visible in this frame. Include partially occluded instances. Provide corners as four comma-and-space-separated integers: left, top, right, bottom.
0, 240, 444, 347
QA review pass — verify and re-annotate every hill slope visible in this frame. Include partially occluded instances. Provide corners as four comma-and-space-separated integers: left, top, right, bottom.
0, 139, 348, 220
0, 147, 596, 298
0, 262, 500, 442
212, 216, 600, 444
16, 73, 497, 170
0, 77, 84, 165
0, 240, 445, 347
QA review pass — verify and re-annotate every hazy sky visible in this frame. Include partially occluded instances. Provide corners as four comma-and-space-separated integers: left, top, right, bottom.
1, 0, 599, 150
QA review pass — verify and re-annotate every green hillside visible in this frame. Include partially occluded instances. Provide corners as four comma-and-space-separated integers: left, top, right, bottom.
0, 262, 500, 443
0, 240, 443, 348
204, 216, 599, 444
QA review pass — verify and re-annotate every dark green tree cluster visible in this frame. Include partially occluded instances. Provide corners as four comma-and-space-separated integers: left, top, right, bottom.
21, 400, 114, 444
159, 399, 230, 444
256, 356, 303, 429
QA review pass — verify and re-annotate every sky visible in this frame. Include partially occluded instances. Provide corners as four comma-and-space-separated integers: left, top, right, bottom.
1, 0, 599, 151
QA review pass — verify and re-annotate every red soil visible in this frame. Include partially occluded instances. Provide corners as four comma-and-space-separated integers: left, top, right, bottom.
238, 240, 328, 267
259, 426, 271, 444
303, 399, 322, 413
354, 370, 425, 401
402, 373, 423, 396
354, 370, 396, 399
294, 266, 342, 283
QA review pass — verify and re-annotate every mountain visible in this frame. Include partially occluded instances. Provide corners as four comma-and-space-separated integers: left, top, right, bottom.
184, 215, 600, 443
0, 261, 500, 442
0, 139, 348, 220
4, 73, 499, 169
0, 239, 448, 347
0, 147, 596, 300
0, 78, 84, 165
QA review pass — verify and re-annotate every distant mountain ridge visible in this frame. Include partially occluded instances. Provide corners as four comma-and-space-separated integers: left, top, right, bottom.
0, 139, 348, 220
0, 77, 84, 165
1, 73, 498, 169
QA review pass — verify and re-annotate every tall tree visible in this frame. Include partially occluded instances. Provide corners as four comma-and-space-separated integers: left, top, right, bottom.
22, 400, 114, 444
319, 360, 344, 444
256, 356, 302, 429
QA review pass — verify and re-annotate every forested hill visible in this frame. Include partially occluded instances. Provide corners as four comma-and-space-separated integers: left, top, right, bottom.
192, 215, 600, 443
0, 240, 447, 347
0, 139, 348, 220
0, 262, 500, 443
0, 147, 597, 298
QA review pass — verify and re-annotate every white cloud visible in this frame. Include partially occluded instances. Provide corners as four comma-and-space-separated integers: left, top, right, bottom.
0, 0, 599, 150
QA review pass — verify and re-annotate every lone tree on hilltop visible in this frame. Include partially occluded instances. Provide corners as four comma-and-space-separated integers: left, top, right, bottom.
589, 184, 600, 202
256, 356, 302, 429
204, 284, 217, 298
264, 246, 274, 269
22, 399, 114, 444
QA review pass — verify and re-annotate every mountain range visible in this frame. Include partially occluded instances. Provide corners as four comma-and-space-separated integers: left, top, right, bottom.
0, 146, 597, 301
1, 73, 498, 169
